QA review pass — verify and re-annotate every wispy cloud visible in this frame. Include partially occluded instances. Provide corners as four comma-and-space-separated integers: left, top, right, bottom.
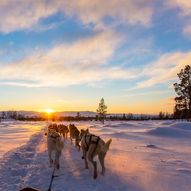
166, 0, 191, 16
122, 90, 172, 97
165, 0, 191, 37
0, 0, 154, 33
0, 31, 136, 87
0, 0, 57, 33
137, 51, 191, 88
60, 0, 154, 27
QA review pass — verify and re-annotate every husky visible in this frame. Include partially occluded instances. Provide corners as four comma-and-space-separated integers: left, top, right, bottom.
47, 128, 64, 169
58, 124, 69, 140
80, 129, 112, 179
68, 124, 80, 150
48, 123, 59, 132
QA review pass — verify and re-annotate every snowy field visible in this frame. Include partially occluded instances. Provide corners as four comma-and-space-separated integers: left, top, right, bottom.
0, 120, 191, 191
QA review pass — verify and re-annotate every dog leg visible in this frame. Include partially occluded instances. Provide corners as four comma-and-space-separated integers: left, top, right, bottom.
88, 147, 97, 179
75, 139, 80, 151
83, 149, 88, 169
99, 153, 106, 175
55, 150, 61, 169
48, 149, 53, 167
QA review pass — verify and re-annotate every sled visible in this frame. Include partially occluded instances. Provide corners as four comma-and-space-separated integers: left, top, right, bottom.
20, 187, 43, 191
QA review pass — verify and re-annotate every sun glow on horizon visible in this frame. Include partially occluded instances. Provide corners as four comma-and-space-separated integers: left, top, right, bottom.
44, 108, 55, 114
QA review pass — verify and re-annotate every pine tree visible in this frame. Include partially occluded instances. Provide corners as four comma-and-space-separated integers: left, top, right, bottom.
174, 65, 191, 119
96, 98, 107, 124
159, 111, 165, 119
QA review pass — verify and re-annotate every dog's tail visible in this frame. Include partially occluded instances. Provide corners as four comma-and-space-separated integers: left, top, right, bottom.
102, 139, 112, 153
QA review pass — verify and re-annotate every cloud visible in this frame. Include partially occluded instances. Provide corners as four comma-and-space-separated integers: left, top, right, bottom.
165, 0, 191, 37
60, 0, 154, 27
183, 24, 191, 37
137, 51, 191, 88
0, 0, 154, 33
166, 0, 191, 16
0, 0, 57, 33
122, 90, 172, 97
0, 31, 136, 87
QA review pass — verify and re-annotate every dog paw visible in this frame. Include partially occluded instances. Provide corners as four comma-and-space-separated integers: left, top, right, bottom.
93, 174, 97, 179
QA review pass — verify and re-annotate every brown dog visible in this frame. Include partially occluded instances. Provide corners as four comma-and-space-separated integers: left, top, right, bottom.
68, 124, 80, 150
58, 124, 69, 140
80, 129, 112, 179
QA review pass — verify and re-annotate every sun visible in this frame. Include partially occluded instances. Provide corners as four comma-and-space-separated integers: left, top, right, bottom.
44, 108, 55, 114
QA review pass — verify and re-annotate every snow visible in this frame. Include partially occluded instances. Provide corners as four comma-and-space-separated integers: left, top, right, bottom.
0, 121, 45, 158
0, 120, 191, 191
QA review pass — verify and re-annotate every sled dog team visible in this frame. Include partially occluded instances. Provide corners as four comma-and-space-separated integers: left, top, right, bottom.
46, 123, 112, 179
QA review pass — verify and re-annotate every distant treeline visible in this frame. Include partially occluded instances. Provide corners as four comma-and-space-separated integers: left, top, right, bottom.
0, 111, 175, 122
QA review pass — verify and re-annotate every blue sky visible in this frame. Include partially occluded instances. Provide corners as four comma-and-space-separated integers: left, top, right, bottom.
0, 0, 191, 114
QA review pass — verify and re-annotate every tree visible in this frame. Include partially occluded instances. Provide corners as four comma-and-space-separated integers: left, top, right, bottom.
122, 113, 126, 120
127, 113, 133, 120
1, 112, 6, 119
96, 98, 107, 124
76, 112, 80, 118
174, 65, 191, 119
159, 111, 165, 119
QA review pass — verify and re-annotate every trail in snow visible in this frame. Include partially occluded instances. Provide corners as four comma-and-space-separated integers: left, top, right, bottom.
0, 132, 44, 191
0, 121, 44, 158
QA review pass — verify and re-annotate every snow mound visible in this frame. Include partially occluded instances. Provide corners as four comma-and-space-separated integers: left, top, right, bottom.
147, 122, 191, 138
101, 131, 130, 139
103, 122, 138, 128
169, 122, 191, 130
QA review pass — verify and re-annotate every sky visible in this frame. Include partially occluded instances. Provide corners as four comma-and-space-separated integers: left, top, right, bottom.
0, 0, 191, 114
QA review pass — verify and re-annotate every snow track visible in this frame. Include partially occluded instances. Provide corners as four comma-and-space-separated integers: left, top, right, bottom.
0, 132, 43, 191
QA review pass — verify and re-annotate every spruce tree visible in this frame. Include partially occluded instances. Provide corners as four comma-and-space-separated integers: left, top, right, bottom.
174, 65, 191, 119
96, 98, 107, 124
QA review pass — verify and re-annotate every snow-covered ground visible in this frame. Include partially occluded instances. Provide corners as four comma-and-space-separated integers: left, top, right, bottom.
0, 120, 191, 191
0, 121, 45, 158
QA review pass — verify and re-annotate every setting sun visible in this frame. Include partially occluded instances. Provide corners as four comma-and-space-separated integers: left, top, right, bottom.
44, 108, 55, 114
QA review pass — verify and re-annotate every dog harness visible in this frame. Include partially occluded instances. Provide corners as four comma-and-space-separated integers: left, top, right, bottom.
84, 134, 100, 152
49, 134, 60, 140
